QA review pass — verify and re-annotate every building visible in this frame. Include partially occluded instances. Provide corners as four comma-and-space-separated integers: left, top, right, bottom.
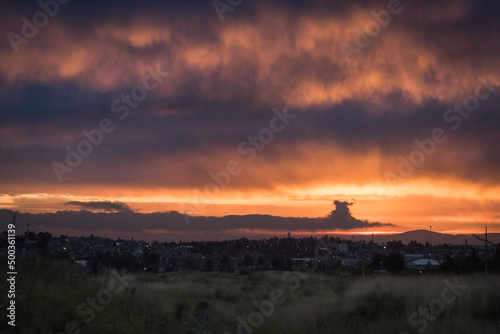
407, 259, 440, 270
341, 259, 358, 267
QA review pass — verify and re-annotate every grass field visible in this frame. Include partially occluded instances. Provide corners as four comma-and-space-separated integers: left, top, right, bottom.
4, 257, 500, 334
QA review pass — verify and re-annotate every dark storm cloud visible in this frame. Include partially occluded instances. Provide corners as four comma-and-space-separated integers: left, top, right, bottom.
322, 200, 388, 229
65, 201, 133, 213
0, 202, 392, 234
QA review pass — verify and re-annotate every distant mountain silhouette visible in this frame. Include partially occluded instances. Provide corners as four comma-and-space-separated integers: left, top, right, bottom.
351, 230, 500, 246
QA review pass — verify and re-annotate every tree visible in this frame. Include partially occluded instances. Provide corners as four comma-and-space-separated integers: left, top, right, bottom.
219, 256, 232, 273
204, 259, 215, 272
387, 240, 403, 249
256, 256, 265, 270
141, 249, 160, 272
169, 257, 178, 272
90, 252, 108, 275
271, 258, 284, 270
439, 253, 455, 273
243, 254, 254, 267
371, 252, 384, 270
37, 232, 52, 255
385, 251, 404, 273
185, 257, 195, 270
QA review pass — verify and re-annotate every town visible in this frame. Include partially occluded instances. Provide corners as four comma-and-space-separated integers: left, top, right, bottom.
3, 224, 499, 276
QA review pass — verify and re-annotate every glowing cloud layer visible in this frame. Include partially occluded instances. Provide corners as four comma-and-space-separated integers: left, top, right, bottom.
1, 0, 499, 237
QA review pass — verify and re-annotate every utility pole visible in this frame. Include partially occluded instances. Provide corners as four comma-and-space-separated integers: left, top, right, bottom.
485, 226, 488, 275
485, 226, 488, 249
471, 227, 495, 274
429, 226, 432, 246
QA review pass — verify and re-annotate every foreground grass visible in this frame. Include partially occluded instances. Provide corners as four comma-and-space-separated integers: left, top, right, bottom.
4, 257, 500, 333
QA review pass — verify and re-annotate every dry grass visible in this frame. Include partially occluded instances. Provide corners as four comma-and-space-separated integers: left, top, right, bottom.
7, 258, 500, 333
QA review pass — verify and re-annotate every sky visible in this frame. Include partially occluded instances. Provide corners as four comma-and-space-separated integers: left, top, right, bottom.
1, 0, 500, 241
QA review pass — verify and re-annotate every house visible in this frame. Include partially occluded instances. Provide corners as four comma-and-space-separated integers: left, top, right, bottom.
407, 259, 439, 270
341, 259, 358, 267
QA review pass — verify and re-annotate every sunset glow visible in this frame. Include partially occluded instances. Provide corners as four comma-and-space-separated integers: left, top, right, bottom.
1, 0, 499, 241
